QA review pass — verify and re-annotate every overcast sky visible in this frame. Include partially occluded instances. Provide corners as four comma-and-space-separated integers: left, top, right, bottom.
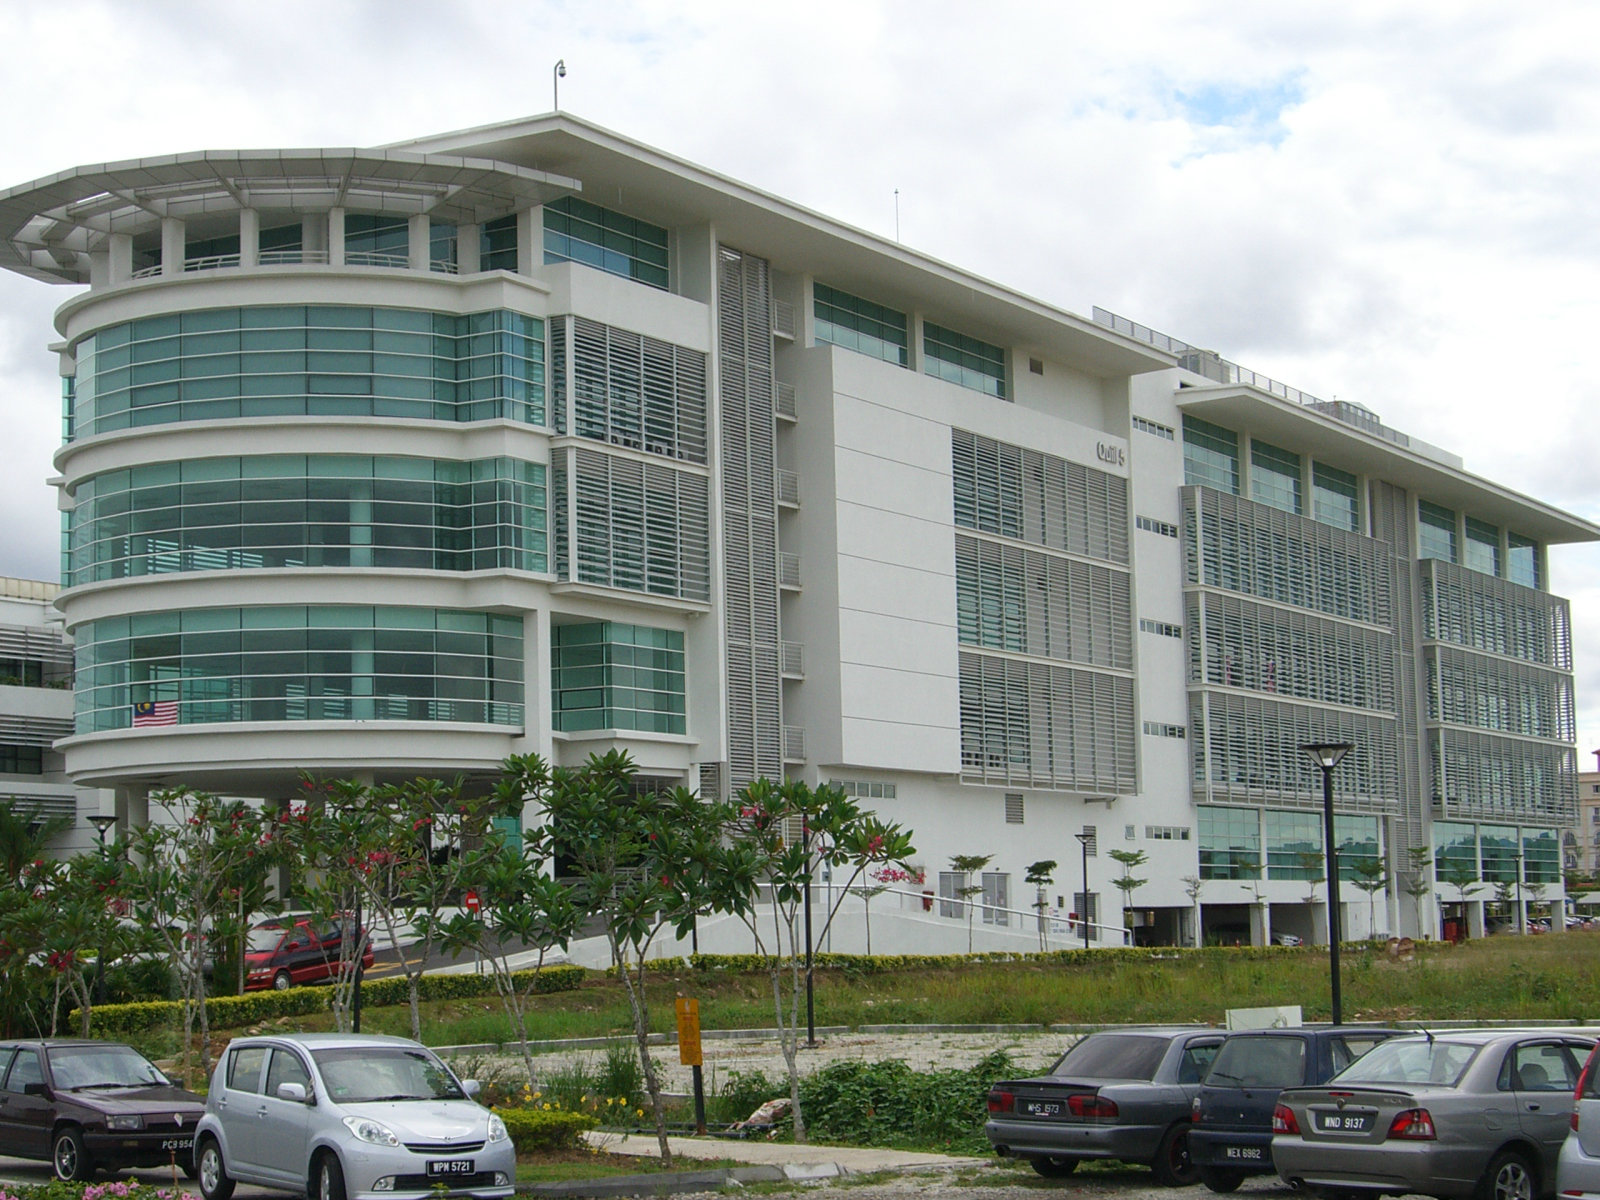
1, 0, 1597, 761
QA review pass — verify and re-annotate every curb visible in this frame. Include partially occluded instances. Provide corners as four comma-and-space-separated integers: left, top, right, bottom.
522, 1163, 804, 1197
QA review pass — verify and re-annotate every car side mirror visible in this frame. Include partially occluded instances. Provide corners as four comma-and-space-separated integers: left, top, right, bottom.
461, 1080, 480, 1098
286, 941, 304, 950
23, 1082, 45, 1097
276, 1082, 308, 1103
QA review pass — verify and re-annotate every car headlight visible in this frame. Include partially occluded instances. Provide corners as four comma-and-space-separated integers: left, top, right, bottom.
485, 1114, 508, 1143
342, 1115, 401, 1146
106, 1114, 145, 1131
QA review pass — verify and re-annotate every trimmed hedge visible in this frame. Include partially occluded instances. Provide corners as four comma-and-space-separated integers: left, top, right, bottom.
79, 963, 588, 1036
497, 1106, 598, 1152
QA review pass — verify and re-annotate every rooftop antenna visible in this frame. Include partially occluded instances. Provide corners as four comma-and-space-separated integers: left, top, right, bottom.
553, 59, 567, 111
894, 189, 900, 243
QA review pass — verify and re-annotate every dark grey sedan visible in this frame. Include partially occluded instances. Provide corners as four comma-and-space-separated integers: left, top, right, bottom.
1272, 1029, 1596, 1200
985, 1027, 1225, 1185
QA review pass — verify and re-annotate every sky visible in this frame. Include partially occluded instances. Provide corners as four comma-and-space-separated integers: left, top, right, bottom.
0, 0, 1597, 761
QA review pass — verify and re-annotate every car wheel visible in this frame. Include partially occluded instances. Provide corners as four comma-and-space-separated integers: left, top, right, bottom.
1029, 1155, 1079, 1178
1478, 1149, 1535, 1200
1151, 1123, 1198, 1187
197, 1137, 235, 1200
273, 969, 292, 990
1199, 1165, 1246, 1193
53, 1127, 94, 1182
316, 1152, 348, 1200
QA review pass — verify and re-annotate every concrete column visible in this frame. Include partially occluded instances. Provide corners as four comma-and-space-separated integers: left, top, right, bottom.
327, 207, 345, 266
408, 214, 430, 271
516, 207, 537, 276
301, 215, 322, 260
107, 233, 134, 284
239, 208, 260, 269
160, 217, 185, 278
456, 222, 480, 274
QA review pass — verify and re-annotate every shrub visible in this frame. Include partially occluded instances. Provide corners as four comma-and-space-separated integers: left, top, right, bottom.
708, 1068, 783, 1125
496, 1107, 598, 1153
799, 1050, 1014, 1155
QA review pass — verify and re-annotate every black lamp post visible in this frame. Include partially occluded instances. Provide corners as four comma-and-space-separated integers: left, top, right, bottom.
1074, 832, 1093, 952
802, 816, 816, 1047
1301, 742, 1354, 1025
88, 814, 117, 1005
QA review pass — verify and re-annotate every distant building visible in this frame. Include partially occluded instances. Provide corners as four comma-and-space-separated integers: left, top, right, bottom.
1568, 753, 1600, 877
0, 113, 1593, 944
0, 576, 111, 852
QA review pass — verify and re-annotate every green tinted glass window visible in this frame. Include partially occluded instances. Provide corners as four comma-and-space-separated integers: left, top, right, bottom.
1418, 501, 1457, 563
1464, 517, 1500, 577
1507, 533, 1540, 589
66, 306, 545, 437
1199, 805, 1260, 880
1250, 440, 1302, 514
1265, 809, 1322, 879
1312, 462, 1358, 531
1182, 416, 1239, 494
480, 216, 518, 272
73, 606, 523, 733
542, 197, 668, 289
813, 283, 908, 366
924, 322, 1006, 399
550, 621, 685, 734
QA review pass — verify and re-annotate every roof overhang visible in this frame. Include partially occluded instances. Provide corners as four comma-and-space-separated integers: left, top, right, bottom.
389, 113, 1173, 380
1178, 383, 1600, 545
0, 149, 581, 284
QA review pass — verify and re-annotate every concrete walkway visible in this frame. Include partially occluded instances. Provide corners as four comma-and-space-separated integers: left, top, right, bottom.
583, 1128, 987, 1175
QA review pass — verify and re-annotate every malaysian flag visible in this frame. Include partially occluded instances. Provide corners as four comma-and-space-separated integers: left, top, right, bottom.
132, 700, 178, 728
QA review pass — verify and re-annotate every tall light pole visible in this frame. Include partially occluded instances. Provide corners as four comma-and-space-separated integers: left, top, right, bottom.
1301, 742, 1354, 1025
1074, 832, 1093, 952
89, 814, 117, 1005
553, 60, 566, 111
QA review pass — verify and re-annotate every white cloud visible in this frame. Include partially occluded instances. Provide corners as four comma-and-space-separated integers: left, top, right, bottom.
0, 0, 1596, 753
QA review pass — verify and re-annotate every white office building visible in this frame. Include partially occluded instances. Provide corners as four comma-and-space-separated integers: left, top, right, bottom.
0, 113, 1591, 946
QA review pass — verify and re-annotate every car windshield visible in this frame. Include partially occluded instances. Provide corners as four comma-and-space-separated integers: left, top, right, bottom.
50, 1045, 169, 1089
1048, 1034, 1169, 1081
247, 925, 288, 952
312, 1046, 465, 1103
1331, 1039, 1479, 1087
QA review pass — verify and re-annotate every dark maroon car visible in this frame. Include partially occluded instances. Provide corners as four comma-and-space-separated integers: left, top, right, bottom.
0, 1039, 205, 1180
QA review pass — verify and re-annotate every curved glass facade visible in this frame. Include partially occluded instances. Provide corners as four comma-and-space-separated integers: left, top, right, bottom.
69, 307, 544, 438
75, 606, 523, 733
67, 455, 546, 585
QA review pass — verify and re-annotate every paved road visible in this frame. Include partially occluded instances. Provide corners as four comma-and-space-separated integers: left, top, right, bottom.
0, 1155, 283, 1198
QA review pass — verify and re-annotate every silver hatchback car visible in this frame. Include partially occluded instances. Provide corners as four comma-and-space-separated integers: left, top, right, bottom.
194, 1033, 514, 1200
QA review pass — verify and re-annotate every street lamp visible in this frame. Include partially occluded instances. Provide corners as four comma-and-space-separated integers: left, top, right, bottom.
553, 59, 566, 110
1301, 742, 1354, 1025
1074, 832, 1093, 952
88, 814, 117, 1005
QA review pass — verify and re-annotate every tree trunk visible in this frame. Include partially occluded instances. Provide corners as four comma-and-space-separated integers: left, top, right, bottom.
613, 940, 670, 1164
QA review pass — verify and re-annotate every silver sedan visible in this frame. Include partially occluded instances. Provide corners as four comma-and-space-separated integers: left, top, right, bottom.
1271, 1029, 1594, 1200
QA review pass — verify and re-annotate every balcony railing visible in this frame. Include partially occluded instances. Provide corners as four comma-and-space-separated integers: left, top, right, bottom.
780, 640, 804, 677
782, 724, 806, 761
130, 248, 465, 281
772, 298, 796, 340
779, 552, 801, 590
775, 380, 797, 420
776, 469, 800, 508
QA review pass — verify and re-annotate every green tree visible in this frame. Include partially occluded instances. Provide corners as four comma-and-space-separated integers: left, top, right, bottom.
1402, 847, 1433, 938
0, 800, 73, 1035
949, 853, 993, 953
425, 775, 578, 1090
1025, 860, 1057, 951
1108, 849, 1149, 938
1437, 858, 1483, 937
513, 750, 740, 1164
1349, 858, 1388, 938
720, 777, 914, 1142
1181, 874, 1204, 947
124, 790, 278, 1084
1296, 850, 1326, 910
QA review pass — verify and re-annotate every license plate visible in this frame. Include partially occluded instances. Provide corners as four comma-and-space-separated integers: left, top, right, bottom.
1316, 1112, 1371, 1132
427, 1160, 475, 1177
1224, 1146, 1263, 1160
1023, 1101, 1062, 1116
160, 1138, 194, 1151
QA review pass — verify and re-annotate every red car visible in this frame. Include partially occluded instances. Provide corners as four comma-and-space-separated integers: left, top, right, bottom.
243, 915, 373, 991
